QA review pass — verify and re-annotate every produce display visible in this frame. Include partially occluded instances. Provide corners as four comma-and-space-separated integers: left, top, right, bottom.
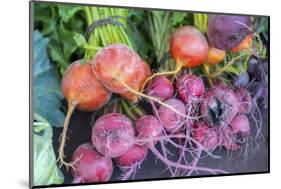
32, 2, 269, 187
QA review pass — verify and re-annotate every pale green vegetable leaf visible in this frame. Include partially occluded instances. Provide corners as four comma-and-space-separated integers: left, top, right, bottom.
33, 114, 64, 186
225, 66, 239, 75
34, 133, 64, 186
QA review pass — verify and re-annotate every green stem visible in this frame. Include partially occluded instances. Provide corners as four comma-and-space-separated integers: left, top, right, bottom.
119, 27, 133, 48
121, 100, 136, 120
104, 9, 114, 43
127, 101, 144, 117
84, 7, 93, 26
158, 12, 170, 62
211, 54, 248, 78
91, 7, 107, 46
203, 64, 210, 77
82, 43, 102, 51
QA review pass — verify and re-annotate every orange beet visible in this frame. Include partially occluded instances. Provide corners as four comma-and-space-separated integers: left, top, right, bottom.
92, 44, 151, 102
207, 47, 226, 65
170, 26, 209, 68
58, 60, 111, 170
230, 34, 253, 53
62, 60, 112, 111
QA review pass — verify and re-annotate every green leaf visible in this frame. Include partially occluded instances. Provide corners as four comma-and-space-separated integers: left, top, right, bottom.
225, 66, 239, 75
73, 33, 87, 47
170, 12, 187, 26
34, 133, 64, 186
48, 41, 68, 69
57, 4, 83, 23
34, 3, 86, 76
56, 23, 84, 61
33, 31, 65, 127
34, 4, 57, 36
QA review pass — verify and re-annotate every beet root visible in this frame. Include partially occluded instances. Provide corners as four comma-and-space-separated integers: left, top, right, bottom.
114, 144, 148, 180
207, 47, 226, 65
62, 61, 112, 111
192, 121, 219, 150
230, 114, 251, 137
201, 85, 239, 127
115, 144, 148, 167
176, 74, 205, 104
71, 143, 113, 183
92, 44, 151, 102
170, 26, 209, 68
136, 115, 162, 144
207, 15, 253, 50
59, 61, 112, 169
91, 113, 136, 158
158, 98, 186, 133
146, 76, 174, 101
236, 88, 253, 114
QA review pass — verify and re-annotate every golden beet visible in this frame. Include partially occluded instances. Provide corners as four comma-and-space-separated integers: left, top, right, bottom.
92, 44, 151, 102
170, 26, 209, 68
207, 47, 226, 65
62, 61, 112, 111
58, 60, 111, 170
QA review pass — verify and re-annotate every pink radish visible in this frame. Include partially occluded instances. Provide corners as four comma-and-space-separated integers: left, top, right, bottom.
115, 145, 148, 167
192, 121, 219, 150
158, 98, 186, 133
91, 113, 135, 158
201, 85, 239, 127
236, 88, 253, 114
135, 115, 162, 144
146, 76, 174, 101
230, 114, 251, 137
177, 74, 205, 104
71, 143, 113, 183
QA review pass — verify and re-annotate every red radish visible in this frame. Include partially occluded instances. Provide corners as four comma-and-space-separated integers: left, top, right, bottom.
170, 26, 209, 68
91, 113, 135, 158
114, 144, 148, 180
146, 76, 174, 101
114, 144, 148, 167
230, 114, 251, 137
176, 74, 205, 104
236, 88, 253, 114
207, 47, 226, 65
201, 85, 239, 127
192, 121, 219, 150
71, 143, 113, 183
135, 115, 162, 144
92, 44, 151, 103
59, 61, 111, 169
158, 98, 186, 132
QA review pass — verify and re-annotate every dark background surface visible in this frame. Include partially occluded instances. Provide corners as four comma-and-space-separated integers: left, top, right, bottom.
52, 109, 269, 184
